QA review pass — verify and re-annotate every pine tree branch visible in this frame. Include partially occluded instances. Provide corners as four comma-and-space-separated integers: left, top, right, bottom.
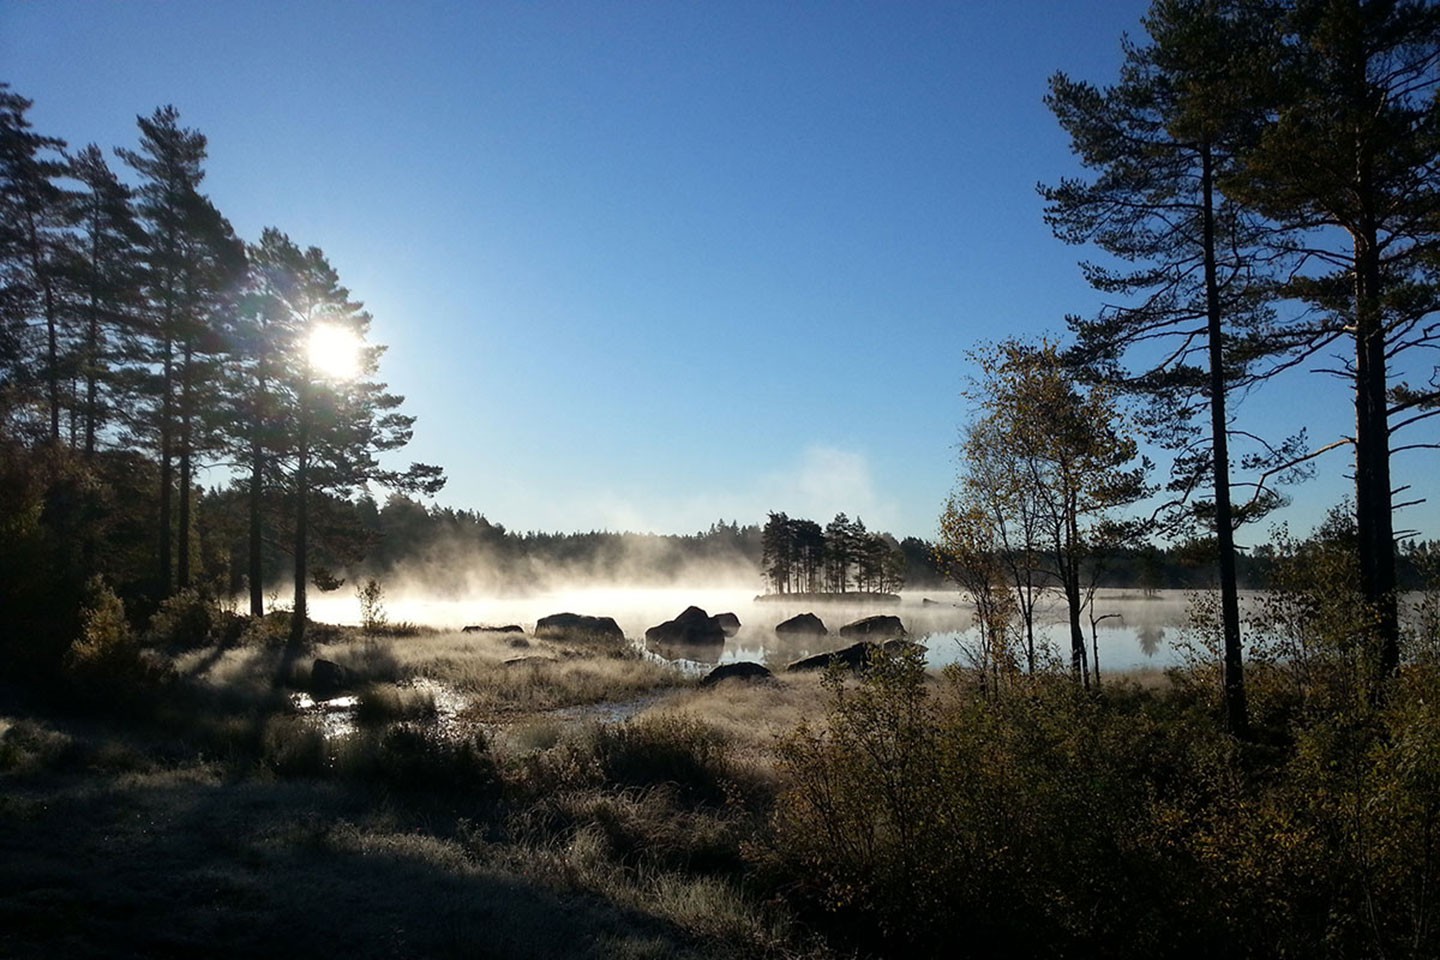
1243, 438, 1353, 511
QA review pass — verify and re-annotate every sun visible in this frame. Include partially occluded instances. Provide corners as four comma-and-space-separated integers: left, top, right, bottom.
307, 323, 363, 380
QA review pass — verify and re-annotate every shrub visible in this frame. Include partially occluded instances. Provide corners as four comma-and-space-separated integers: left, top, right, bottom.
766, 652, 1226, 958
66, 577, 173, 712
0, 718, 81, 774
1244, 511, 1378, 712
145, 588, 216, 648
501, 714, 736, 809
239, 611, 292, 647
339, 723, 499, 799
260, 715, 330, 778
356, 577, 388, 633
589, 713, 734, 808
329, 639, 402, 684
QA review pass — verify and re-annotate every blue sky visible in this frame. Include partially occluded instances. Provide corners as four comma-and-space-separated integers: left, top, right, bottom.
5, 1, 1430, 542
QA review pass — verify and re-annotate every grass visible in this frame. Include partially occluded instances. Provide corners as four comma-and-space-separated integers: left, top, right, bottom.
19, 616, 1226, 960
0, 617, 816, 959
354, 682, 438, 723
0, 752, 741, 959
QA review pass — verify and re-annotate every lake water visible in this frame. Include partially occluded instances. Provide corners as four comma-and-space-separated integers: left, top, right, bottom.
304, 586, 1204, 674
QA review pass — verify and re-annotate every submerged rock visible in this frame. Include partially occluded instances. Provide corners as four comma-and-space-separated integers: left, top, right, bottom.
838, 614, 907, 641
774, 612, 828, 636
534, 612, 625, 643
645, 606, 727, 645
699, 661, 774, 686
785, 641, 877, 673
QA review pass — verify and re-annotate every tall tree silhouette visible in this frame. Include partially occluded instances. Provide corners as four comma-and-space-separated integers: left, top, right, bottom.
118, 106, 244, 594
1043, 0, 1293, 730
67, 144, 146, 460
239, 231, 442, 643
1229, 0, 1440, 684
0, 84, 75, 439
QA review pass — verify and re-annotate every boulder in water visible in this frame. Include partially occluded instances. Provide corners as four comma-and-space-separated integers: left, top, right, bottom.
785, 641, 877, 673
534, 613, 625, 643
775, 612, 828, 636
883, 639, 928, 657
645, 606, 727, 645
838, 615, 906, 641
310, 658, 350, 697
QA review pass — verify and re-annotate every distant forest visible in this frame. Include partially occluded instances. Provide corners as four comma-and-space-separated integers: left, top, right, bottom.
199, 490, 1440, 600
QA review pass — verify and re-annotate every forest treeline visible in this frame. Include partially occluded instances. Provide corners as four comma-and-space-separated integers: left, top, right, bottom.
202, 488, 1440, 599
196, 492, 946, 595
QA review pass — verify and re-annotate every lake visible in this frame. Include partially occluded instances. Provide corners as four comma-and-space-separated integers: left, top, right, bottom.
305, 586, 1209, 674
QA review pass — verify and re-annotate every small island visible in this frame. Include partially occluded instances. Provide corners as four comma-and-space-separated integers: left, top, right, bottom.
759, 511, 907, 599
754, 590, 900, 603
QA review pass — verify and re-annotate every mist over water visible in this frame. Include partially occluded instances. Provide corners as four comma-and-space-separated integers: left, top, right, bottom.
305, 584, 1202, 673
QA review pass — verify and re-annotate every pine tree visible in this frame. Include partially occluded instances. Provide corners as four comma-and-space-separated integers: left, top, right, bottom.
118, 106, 245, 595
0, 85, 76, 439
240, 232, 442, 644
67, 144, 146, 460
231, 228, 298, 615
794, 518, 826, 594
761, 511, 795, 594
1043, 0, 1289, 729
1229, 0, 1440, 683
825, 513, 856, 593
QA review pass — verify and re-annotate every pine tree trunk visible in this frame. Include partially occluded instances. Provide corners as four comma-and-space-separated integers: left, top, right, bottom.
83, 273, 99, 461
158, 332, 174, 597
249, 442, 265, 617
290, 381, 310, 646
291, 457, 308, 647
1064, 510, 1088, 688
1202, 145, 1249, 736
177, 345, 193, 589
45, 276, 59, 443
1066, 569, 1087, 688
23, 211, 62, 443
1354, 229, 1399, 683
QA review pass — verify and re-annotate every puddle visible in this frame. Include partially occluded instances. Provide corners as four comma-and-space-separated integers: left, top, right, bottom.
411, 676, 468, 725
289, 677, 472, 739
290, 676, 674, 739
545, 692, 670, 725
288, 692, 362, 738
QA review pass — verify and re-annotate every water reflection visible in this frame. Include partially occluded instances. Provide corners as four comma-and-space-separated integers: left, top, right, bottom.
1137, 624, 1166, 658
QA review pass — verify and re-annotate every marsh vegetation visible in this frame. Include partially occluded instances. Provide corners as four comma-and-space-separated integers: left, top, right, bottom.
4, 536, 1440, 959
